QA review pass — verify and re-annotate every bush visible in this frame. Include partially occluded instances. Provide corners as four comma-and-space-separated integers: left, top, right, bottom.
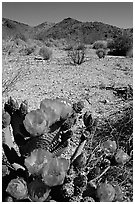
106, 38, 114, 48
65, 42, 85, 51
96, 48, 106, 58
14, 33, 27, 42
20, 45, 36, 55
75, 43, 86, 51
108, 33, 133, 56
2, 40, 16, 55
39, 46, 52, 60
64, 44, 73, 51
68, 48, 85, 65
126, 48, 133, 58
93, 40, 108, 50
44, 41, 52, 47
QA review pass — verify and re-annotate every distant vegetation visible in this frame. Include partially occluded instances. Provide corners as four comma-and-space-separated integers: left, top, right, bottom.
39, 46, 52, 60
2, 17, 133, 57
68, 44, 86, 65
96, 48, 106, 59
107, 32, 133, 57
92, 40, 108, 50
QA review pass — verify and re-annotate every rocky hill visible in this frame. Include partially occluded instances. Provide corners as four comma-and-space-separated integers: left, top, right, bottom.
2, 18, 32, 40
2, 18, 55, 40
2, 17, 133, 44
36, 17, 124, 44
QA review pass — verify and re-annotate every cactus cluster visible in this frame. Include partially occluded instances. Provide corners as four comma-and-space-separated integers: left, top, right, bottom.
2, 96, 132, 202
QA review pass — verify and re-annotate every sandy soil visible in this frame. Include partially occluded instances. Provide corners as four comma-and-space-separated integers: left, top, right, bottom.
2, 47, 133, 117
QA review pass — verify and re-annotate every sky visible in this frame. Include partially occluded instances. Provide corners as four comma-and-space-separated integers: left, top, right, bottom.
2, 2, 133, 28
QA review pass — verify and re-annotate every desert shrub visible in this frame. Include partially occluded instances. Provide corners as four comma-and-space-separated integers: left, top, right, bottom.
64, 44, 73, 51
14, 33, 27, 42
106, 38, 114, 48
2, 40, 15, 55
44, 41, 52, 47
2, 67, 26, 95
57, 38, 67, 48
75, 43, 86, 50
68, 47, 85, 65
92, 40, 108, 50
65, 43, 85, 51
39, 46, 52, 60
20, 45, 36, 56
4, 20, 15, 29
126, 48, 133, 58
108, 33, 133, 56
96, 48, 106, 58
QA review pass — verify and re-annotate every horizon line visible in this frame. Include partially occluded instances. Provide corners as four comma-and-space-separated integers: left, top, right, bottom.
2, 16, 133, 29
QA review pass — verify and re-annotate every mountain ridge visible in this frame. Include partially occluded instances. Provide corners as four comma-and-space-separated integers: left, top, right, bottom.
2, 17, 133, 44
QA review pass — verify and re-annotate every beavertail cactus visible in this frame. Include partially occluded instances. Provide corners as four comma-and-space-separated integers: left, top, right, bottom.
28, 179, 51, 202
6, 177, 28, 200
4, 97, 19, 115
73, 101, 84, 113
19, 100, 28, 117
2, 110, 11, 128
2, 125, 14, 148
74, 173, 88, 195
83, 111, 93, 129
60, 112, 77, 132
73, 152, 87, 170
42, 157, 70, 186
23, 109, 48, 136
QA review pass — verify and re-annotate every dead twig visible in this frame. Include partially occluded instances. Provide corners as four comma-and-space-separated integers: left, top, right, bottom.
89, 166, 110, 183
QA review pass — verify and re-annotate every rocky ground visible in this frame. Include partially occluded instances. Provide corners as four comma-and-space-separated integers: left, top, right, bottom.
2, 47, 132, 110
2, 45, 133, 202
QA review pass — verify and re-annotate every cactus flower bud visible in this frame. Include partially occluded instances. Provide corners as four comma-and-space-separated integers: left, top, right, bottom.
4, 97, 19, 115
28, 179, 51, 202
6, 178, 28, 200
19, 100, 28, 116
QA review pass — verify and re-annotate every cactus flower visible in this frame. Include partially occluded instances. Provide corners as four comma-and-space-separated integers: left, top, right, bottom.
56, 98, 73, 120
40, 98, 73, 126
102, 140, 117, 156
115, 149, 130, 164
28, 179, 51, 202
6, 177, 28, 200
2, 164, 10, 177
24, 148, 52, 175
23, 109, 48, 136
97, 182, 115, 202
42, 157, 70, 186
